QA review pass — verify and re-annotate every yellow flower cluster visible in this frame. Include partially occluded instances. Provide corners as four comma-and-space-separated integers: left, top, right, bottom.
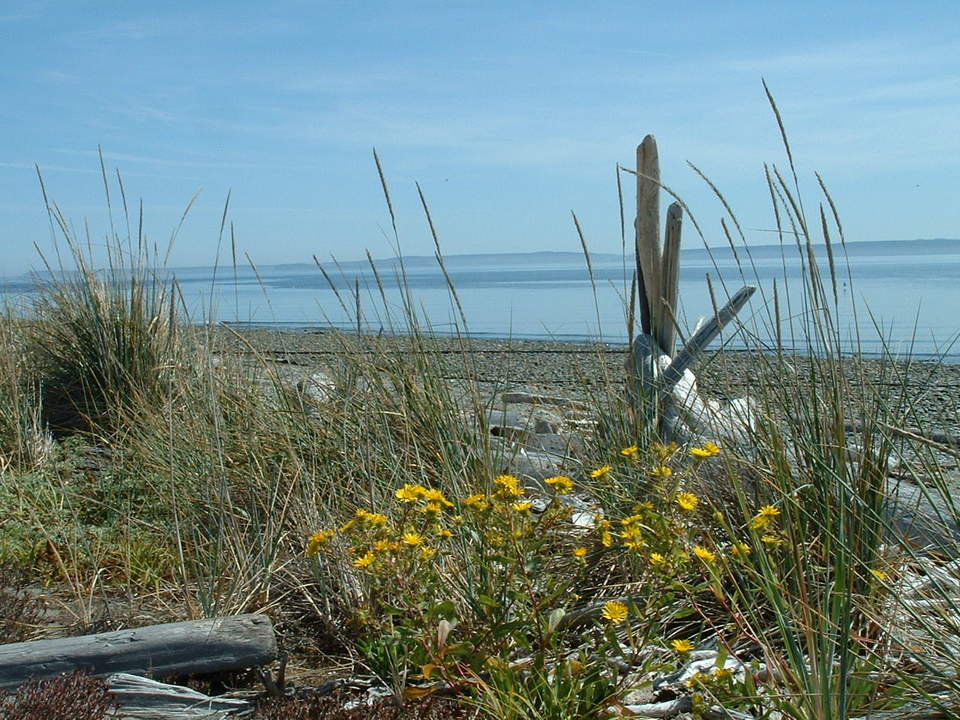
544, 475, 574, 494
620, 513, 647, 551
493, 474, 525, 499
690, 441, 721, 460
395, 483, 454, 517
676, 492, 699, 512
749, 504, 781, 530
306, 529, 335, 557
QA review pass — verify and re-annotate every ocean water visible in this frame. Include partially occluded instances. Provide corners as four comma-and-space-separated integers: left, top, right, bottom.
4, 238, 960, 362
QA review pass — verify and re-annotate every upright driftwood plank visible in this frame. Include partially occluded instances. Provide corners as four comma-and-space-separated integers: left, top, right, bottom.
658, 201, 683, 356
0, 614, 276, 689
635, 135, 661, 334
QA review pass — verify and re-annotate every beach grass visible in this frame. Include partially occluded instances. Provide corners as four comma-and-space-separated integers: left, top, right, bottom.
1, 154, 959, 719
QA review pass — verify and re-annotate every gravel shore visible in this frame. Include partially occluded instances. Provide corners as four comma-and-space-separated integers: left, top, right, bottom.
212, 326, 960, 442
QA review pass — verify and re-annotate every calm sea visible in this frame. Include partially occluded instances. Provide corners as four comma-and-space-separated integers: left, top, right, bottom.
4, 238, 960, 362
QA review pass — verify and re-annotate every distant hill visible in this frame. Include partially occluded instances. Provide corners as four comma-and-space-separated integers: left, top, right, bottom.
4, 238, 958, 287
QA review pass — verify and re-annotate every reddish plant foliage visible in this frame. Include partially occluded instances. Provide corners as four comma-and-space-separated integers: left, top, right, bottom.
1, 672, 117, 720
0, 565, 45, 643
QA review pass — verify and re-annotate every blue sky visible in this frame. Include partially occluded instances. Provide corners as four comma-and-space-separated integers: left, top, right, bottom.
2, 0, 959, 276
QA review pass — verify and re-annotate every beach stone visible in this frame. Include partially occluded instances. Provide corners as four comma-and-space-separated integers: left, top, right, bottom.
296, 370, 337, 403
885, 480, 960, 556
485, 408, 560, 441
528, 432, 585, 456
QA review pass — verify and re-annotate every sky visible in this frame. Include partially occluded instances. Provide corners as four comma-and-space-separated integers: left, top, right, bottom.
2, 0, 959, 276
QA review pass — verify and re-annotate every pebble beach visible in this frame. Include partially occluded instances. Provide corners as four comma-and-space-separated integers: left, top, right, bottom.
214, 327, 960, 442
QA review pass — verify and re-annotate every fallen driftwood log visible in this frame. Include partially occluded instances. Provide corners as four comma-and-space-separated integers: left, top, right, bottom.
106, 673, 252, 720
0, 613, 276, 690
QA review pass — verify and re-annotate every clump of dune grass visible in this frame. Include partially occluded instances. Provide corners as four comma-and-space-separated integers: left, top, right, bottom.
25, 234, 180, 435
0, 317, 49, 470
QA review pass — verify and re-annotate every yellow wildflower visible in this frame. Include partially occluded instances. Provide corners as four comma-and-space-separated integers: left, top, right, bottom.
437, 527, 454, 539
306, 529, 335, 557
513, 501, 533, 513
703, 441, 720, 456
690, 446, 713, 460
422, 488, 453, 506
730, 542, 751, 556
422, 501, 443, 516
750, 505, 781, 530
395, 483, 425, 503
602, 600, 629, 625
591, 465, 613, 479
572, 546, 588, 559
651, 465, 673, 479
649, 552, 665, 566
544, 475, 574, 494
463, 493, 490, 512
870, 568, 888, 581
620, 444, 639, 458
759, 505, 780, 520
403, 532, 425, 547
493, 474, 524, 497
601, 531, 614, 547
693, 545, 716, 563
420, 546, 437, 560
761, 534, 783, 547
353, 551, 376, 569
340, 518, 357, 533
356, 509, 388, 526
671, 639, 695, 654
713, 667, 733, 681
676, 492, 699, 512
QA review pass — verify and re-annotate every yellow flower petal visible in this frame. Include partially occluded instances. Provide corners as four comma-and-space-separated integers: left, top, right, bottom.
602, 601, 629, 624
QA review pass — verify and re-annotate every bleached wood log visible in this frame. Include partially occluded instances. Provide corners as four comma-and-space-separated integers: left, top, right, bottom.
106, 673, 251, 720
0, 614, 276, 690
660, 285, 756, 389
636, 135, 661, 335
658, 201, 683, 357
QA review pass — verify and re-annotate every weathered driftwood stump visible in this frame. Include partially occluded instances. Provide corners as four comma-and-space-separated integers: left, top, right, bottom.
627, 134, 756, 443
0, 614, 277, 690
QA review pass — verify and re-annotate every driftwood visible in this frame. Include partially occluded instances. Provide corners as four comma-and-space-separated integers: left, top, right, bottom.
0, 614, 276, 690
106, 673, 252, 720
628, 134, 756, 442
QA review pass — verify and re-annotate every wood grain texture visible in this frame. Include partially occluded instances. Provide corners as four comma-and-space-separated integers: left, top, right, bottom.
635, 135, 661, 335
661, 285, 756, 388
658, 201, 683, 356
0, 614, 276, 689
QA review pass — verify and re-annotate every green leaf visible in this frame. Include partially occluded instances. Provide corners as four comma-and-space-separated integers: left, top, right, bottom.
547, 607, 566, 633
432, 600, 457, 620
